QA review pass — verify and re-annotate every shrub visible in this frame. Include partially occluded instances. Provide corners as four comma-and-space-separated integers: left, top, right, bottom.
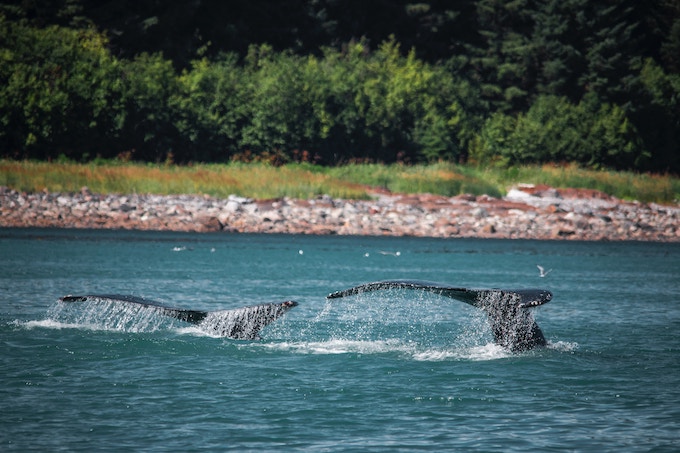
174, 55, 246, 162
471, 94, 649, 170
0, 19, 124, 160
117, 52, 183, 162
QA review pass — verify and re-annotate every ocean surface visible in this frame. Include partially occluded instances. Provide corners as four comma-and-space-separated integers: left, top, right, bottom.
1, 228, 678, 452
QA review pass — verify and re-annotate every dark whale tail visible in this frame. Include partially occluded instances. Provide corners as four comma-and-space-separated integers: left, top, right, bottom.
59, 294, 297, 339
327, 280, 552, 352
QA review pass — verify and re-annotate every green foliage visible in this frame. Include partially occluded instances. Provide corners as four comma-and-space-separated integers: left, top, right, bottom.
317, 39, 467, 163
238, 46, 317, 159
0, 18, 124, 159
0, 19, 182, 163
576, 1, 641, 105
628, 59, 680, 172
470, 0, 535, 113
1, 2, 679, 173
117, 52, 182, 162
169, 39, 474, 165
471, 94, 649, 170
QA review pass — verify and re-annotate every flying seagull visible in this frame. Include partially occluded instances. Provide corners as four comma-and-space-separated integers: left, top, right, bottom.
537, 265, 552, 277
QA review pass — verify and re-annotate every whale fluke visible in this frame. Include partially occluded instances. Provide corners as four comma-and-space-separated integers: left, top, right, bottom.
59, 294, 297, 339
327, 279, 552, 352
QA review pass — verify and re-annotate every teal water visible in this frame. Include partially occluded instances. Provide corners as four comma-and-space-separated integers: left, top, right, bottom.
1, 228, 679, 452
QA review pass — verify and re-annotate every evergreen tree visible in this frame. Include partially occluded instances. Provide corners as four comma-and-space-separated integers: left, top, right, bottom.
657, 0, 680, 73
468, 0, 535, 113
574, 0, 640, 104
527, 0, 584, 101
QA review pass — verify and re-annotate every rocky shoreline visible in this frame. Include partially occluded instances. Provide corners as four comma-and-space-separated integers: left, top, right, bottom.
1, 185, 678, 241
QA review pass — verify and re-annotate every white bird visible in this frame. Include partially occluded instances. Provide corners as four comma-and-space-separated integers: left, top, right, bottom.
537, 265, 552, 277
378, 251, 401, 257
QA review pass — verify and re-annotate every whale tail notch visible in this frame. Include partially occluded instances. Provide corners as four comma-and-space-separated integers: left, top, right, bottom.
59, 294, 297, 339
327, 280, 551, 352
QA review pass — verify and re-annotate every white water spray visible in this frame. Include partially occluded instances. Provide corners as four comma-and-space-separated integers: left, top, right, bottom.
45, 298, 178, 333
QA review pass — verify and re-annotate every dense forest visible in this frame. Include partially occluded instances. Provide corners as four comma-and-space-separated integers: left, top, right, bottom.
1, 0, 679, 172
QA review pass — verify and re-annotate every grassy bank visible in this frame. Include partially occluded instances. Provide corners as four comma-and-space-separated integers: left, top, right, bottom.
1, 160, 678, 203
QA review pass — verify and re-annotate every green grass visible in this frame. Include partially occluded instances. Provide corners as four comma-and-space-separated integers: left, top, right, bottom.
466, 163, 680, 203
326, 162, 503, 198
1, 159, 678, 203
0, 160, 370, 200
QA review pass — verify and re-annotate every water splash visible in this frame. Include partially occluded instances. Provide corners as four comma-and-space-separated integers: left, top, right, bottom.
199, 303, 295, 339
259, 338, 410, 355
44, 298, 179, 333
474, 290, 547, 352
257, 291, 517, 360
251, 338, 512, 361
35, 297, 297, 340
30, 289, 556, 361
413, 343, 511, 361
547, 340, 579, 352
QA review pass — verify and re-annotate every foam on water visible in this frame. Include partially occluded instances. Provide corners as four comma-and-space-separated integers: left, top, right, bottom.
248, 337, 514, 361
547, 340, 579, 352
258, 338, 410, 355
17, 318, 88, 331
413, 343, 511, 361
175, 325, 217, 337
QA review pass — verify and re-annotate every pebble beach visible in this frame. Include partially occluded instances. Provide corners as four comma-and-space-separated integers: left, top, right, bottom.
1, 185, 678, 242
